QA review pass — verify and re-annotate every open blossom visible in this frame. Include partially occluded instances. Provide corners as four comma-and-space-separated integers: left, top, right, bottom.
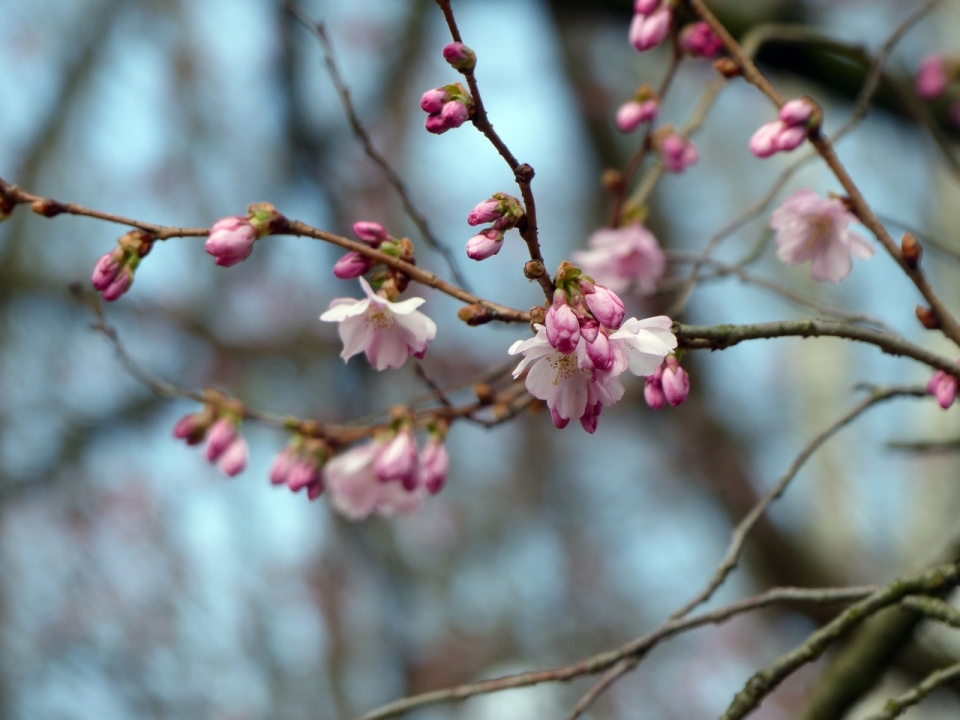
608, 316, 677, 377
916, 54, 948, 100
320, 277, 437, 370
205, 216, 258, 267
929, 369, 958, 409
616, 99, 659, 133
679, 22, 723, 57
573, 225, 665, 295
325, 441, 424, 521
770, 190, 874, 283
660, 133, 698, 172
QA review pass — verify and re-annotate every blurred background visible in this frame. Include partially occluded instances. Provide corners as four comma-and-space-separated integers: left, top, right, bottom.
2, 0, 960, 717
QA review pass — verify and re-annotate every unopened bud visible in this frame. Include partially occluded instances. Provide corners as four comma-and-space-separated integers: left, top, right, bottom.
442, 42, 476, 72
713, 57, 741, 78
529, 306, 546, 326
602, 169, 625, 194
916, 305, 940, 329
31, 198, 66, 217
524, 260, 545, 279
397, 237, 415, 261
474, 383, 495, 405
457, 303, 493, 326
514, 164, 535, 184
901, 233, 922, 268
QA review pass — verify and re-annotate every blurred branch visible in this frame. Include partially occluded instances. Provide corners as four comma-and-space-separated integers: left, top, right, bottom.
285, 2, 473, 291
887, 438, 960, 453
864, 662, 960, 720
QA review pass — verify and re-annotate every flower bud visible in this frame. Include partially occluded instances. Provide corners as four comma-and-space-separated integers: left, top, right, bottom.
579, 402, 602, 434
352, 221, 390, 245
679, 22, 723, 58
774, 124, 807, 152
634, 0, 659, 14
929, 370, 958, 409
440, 99, 470, 129
333, 251, 375, 279
661, 357, 690, 406
420, 437, 449, 494
749, 122, 782, 159
585, 332, 615, 371
420, 87, 449, 114
91, 250, 123, 291
630, 7, 671, 52
205, 216, 258, 267
579, 318, 599, 344
374, 429, 419, 490
550, 406, 570, 430
615, 99, 659, 133
101, 265, 134, 302
269, 447, 298, 485
916, 305, 940, 329
466, 228, 504, 261
205, 418, 238, 461
660, 133, 699, 173
287, 458, 321, 492
30, 198, 65, 217
425, 112, 449, 134
457, 303, 493, 326
644, 367, 666, 410
583, 285, 625, 329
545, 302, 581, 355
219, 437, 249, 477
442, 42, 476, 72
916, 54, 948, 100
901, 233, 922, 269
474, 383, 496, 404
524, 260, 545, 279
467, 199, 502, 226
779, 99, 814, 126
173, 412, 212, 446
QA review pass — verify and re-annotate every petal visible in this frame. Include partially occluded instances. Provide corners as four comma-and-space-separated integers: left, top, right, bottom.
844, 230, 875, 260
388, 296, 428, 315
524, 358, 560, 402
339, 316, 374, 360
810, 238, 853, 283
396, 310, 437, 346
321, 297, 369, 322
366, 328, 411, 370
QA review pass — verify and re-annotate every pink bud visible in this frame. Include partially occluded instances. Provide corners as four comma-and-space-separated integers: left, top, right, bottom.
644, 367, 666, 410
661, 357, 690, 406
420, 438, 449, 495
269, 448, 298, 485
306, 478, 325, 500
774, 124, 807, 152
615, 100, 659, 133
779, 99, 813, 126
442, 42, 476, 72
749, 121, 783, 159
219, 437, 249, 477
352, 221, 389, 245
287, 459, 321, 491
584, 285, 625, 329
425, 112, 449, 134
579, 402, 602, 434
545, 303, 581, 355
440, 99, 470, 129
465, 228, 504, 261
660, 134, 698, 173
91, 252, 121, 291
679, 22, 723, 58
173, 412, 209, 445
100, 266, 133, 302
205, 418, 238, 461
916, 54, 948, 100
467, 199, 502, 226
550, 406, 570, 430
333, 251, 374, 279
585, 332, 615, 372
205, 216, 258, 267
374, 430, 419, 490
579, 319, 599, 343
630, 7, 671, 52
634, 0, 659, 15
929, 370, 958, 409
420, 87, 448, 114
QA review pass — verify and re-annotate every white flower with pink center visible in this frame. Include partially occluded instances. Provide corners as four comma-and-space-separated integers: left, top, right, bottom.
324, 441, 424, 521
608, 316, 678, 377
320, 277, 437, 370
770, 190, 874, 283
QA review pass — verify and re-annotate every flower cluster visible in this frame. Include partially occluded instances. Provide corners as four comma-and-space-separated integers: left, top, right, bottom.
465, 193, 524, 260
321, 277, 437, 370
770, 189, 874, 283
929, 366, 959, 410
205, 202, 285, 267
572, 224, 665, 296
421, 83, 473, 135
332, 221, 396, 280
91, 229, 155, 302
510, 263, 682, 432
630, 0, 673, 53
174, 404, 249, 477
749, 99, 818, 159
679, 22, 723, 58
653, 127, 698, 173
269, 437, 327, 500
643, 356, 690, 410
616, 83, 660, 134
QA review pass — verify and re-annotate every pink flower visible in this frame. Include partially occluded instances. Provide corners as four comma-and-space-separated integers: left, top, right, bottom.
374, 429, 420, 490
173, 412, 211, 446
770, 190, 874, 283
608, 316, 678, 377
219, 437, 249, 477
91, 251, 122, 291
420, 87, 449, 114
679, 22, 723, 58
442, 42, 476, 72
333, 251, 374, 280
573, 224, 666, 295
269, 447, 299, 485
352, 221, 390, 245
205, 216, 258, 267
634, 0, 659, 14
616, 100, 659, 133
661, 356, 689, 406
420, 437, 449, 494
583, 285, 625, 330
205, 418, 238, 461
320, 277, 437, 370
929, 370, 958, 409
287, 459, 324, 500
325, 441, 424, 520
545, 302, 581, 355
466, 228, 504, 261
630, 7, 671, 52
100, 266, 133, 302
660, 133, 699, 173
916, 54, 948, 100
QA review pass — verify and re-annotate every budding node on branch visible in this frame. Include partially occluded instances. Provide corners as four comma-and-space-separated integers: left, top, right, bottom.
31, 198, 66, 217
524, 260, 545, 279
713, 57, 741, 78
514, 164, 535, 184
474, 383, 495, 405
901, 232, 922, 268
602, 169, 625, 194
457, 303, 493, 326
529, 305, 546, 327
916, 305, 940, 329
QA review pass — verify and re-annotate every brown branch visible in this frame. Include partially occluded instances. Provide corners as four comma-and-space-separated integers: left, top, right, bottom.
863, 662, 960, 720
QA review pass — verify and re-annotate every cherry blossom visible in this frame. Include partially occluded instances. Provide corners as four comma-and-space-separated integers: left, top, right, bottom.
929, 369, 958, 410
205, 216, 258, 267
325, 441, 424, 521
572, 225, 665, 295
770, 190, 874, 283
320, 277, 437, 370
916, 54, 948, 100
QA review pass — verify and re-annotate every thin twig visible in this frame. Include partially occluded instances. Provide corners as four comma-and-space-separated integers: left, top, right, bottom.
863, 662, 960, 720
285, 2, 472, 291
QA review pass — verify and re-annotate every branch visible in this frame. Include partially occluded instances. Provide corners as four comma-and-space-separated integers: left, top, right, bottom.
863, 662, 960, 720
352, 585, 877, 720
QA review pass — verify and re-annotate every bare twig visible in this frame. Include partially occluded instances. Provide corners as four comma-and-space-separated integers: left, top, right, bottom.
285, 2, 473, 290
863, 662, 960, 720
